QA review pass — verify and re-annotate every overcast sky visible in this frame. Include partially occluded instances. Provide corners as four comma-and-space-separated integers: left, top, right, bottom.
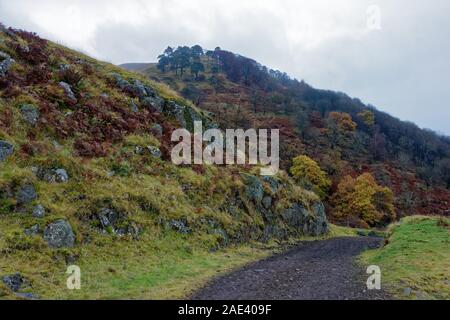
1, 0, 449, 135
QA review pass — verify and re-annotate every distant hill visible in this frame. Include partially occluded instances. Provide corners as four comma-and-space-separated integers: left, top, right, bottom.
122, 46, 450, 221
119, 62, 152, 72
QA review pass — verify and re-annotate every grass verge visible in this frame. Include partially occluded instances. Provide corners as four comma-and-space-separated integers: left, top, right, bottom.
360, 216, 450, 300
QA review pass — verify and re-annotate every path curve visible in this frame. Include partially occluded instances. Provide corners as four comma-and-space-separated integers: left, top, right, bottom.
192, 237, 390, 300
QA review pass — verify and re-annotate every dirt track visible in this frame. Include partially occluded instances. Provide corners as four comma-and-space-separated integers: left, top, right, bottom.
192, 237, 390, 300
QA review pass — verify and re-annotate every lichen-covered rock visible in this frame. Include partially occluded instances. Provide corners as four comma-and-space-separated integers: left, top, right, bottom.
2, 273, 29, 292
24, 224, 40, 236
32, 204, 45, 218
0, 140, 14, 162
20, 104, 39, 125
59, 81, 76, 101
0, 51, 14, 77
243, 175, 264, 204
16, 184, 37, 205
43, 219, 75, 248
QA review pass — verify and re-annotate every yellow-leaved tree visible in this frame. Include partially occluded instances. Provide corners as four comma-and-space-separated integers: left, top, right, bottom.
290, 155, 331, 199
331, 172, 395, 228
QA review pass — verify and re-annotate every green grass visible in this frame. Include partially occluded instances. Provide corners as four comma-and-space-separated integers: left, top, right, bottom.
360, 216, 450, 300
0, 222, 356, 300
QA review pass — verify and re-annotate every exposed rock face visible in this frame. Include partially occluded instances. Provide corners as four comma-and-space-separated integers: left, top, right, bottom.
142, 96, 164, 112
20, 104, 39, 125
16, 184, 37, 205
282, 201, 328, 236
59, 81, 76, 101
0, 51, 14, 77
0, 140, 14, 161
2, 273, 29, 292
43, 219, 75, 248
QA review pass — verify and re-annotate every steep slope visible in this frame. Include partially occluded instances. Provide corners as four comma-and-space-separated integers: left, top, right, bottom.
0, 27, 329, 299
126, 47, 450, 225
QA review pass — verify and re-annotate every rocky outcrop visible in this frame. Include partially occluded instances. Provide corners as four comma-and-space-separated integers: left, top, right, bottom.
0, 140, 14, 162
282, 201, 328, 236
43, 219, 75, 248
241, 174, 329, 240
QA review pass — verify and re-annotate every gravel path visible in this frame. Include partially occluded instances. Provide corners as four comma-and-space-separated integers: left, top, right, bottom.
192, 237, 390, 300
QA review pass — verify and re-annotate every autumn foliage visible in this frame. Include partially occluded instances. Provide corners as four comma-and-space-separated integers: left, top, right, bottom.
331, 173, 396, 228
290, 155, 331, 199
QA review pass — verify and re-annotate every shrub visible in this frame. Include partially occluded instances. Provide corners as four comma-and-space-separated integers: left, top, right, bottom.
290, 155, 331, 199
331, 172, 396, 227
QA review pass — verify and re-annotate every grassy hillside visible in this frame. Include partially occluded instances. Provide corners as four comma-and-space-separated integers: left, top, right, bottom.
360, 216, 450, 300
0, 26, 335, 299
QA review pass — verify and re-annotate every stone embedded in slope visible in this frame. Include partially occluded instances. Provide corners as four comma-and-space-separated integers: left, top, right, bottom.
2, 273, 29, 292
0, 140, 14, 162
59, 81, 77, 101
0, 51, 14, 77
15, 184, 37, 205
24, 224, 40, 236
32, 204, 45, 218
43, 219, 75, 248
141, 96, 164, 112
164, 101, 187, 128
169, 219, 190, 234
243, 175, 264, 204
37, 168, 69, 183
20, 104, 40, 125
147, 146, 162, 158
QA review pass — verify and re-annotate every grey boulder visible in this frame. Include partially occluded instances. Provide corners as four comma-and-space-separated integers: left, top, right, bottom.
0, 140, 14, 162
43, 219, 75, 248
16, 184, 37, 205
